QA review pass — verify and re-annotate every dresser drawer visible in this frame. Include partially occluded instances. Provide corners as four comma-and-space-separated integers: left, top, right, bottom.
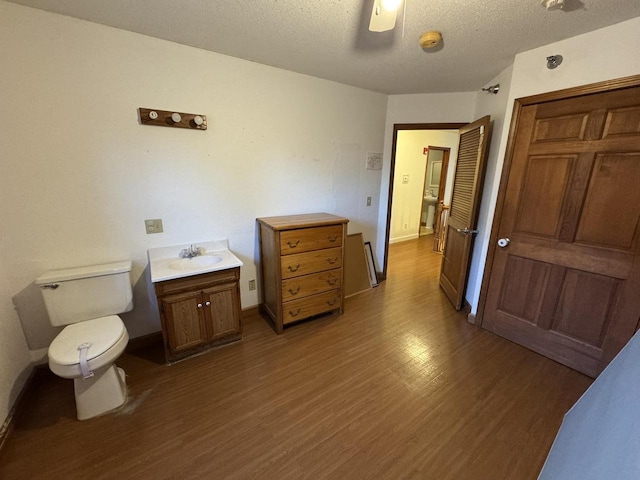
281, 247, 342, 279
282, 290, 341, 325
280, 225, 343, 255
281, 269, 342, 301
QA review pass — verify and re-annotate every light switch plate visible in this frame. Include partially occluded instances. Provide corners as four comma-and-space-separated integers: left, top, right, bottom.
145, 218, 163, 234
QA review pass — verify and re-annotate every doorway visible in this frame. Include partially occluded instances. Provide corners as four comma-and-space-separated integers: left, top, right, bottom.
383, 124, 465, 279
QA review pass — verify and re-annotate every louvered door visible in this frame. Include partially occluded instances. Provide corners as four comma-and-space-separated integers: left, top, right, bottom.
439, 116, 491, 309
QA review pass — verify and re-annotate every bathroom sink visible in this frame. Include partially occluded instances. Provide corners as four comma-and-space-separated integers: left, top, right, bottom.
148, 239, 244, 283
169, 255, 223, 271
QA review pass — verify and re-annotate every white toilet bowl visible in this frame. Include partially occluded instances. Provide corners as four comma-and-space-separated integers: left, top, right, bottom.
48, 315, 129, 420
36, 261, 134, 420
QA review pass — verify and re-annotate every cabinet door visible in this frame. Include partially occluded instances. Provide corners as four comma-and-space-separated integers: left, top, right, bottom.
203, 283, 241, 341
160, 291, 208, 353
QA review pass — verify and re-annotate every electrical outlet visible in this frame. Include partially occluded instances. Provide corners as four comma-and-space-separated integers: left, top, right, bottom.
248, 279, 256, 291
404, 223, 408, 229
145, 218, 163, 234
366, 196, 372, 206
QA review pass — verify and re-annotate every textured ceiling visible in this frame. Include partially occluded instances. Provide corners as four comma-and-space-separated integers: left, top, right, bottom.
7, 0, 640, 94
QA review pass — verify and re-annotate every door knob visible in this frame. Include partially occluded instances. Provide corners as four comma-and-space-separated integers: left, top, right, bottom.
456, 228, 479, 235
497, 238, 510, 248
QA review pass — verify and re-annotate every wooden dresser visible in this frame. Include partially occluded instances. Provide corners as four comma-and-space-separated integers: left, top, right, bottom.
257, 213, 349, 334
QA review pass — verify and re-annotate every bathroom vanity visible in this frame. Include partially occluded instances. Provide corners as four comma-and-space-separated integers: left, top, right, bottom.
257, 213, 348, 334
148, 240, 243, 363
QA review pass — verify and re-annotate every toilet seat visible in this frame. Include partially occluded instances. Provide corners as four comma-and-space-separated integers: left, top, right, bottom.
48, 315, 129, 379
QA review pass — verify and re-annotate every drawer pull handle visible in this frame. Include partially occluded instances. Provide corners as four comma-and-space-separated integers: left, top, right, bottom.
288, 286, 301, 295
289, 309, 301, 317
326, 298, 339, 306
327, 279, 337, 286
326, 257, 338, 265
288, 264, 301, 272
327, 235, 338, 242
286, 240, 300, 248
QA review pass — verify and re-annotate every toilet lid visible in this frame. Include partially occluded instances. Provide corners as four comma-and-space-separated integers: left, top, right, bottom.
49, 315, 126, 365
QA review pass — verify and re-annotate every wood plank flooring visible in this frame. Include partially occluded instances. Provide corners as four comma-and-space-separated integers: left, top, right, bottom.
0, 237, 592, 479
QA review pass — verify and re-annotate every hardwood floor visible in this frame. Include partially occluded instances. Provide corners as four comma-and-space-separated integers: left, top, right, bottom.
0, 237, 592, 479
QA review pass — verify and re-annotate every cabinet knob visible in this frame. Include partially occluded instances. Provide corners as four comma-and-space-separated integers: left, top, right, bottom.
197, 303, 203, 309
205, 301, 211, 306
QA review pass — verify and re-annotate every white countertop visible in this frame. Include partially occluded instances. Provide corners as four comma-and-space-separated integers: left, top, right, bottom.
148, 239, 243, 283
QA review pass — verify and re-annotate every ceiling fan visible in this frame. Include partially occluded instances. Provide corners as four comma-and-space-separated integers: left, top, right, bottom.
368, 0, 405, 32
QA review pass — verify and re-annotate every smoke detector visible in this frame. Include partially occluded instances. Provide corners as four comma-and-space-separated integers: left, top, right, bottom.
542, 0, 565, 10
420, 31, 442, 49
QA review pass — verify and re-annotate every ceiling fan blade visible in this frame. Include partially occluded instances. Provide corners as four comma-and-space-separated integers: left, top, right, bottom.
368, 1, 397, 32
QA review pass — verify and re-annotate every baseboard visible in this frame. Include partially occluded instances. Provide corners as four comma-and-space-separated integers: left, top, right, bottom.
463, 300, 476, 325
0, 364, 41, 453
241, 305, 260, 319
389, 233, 419, 244
126, 331, 163, 352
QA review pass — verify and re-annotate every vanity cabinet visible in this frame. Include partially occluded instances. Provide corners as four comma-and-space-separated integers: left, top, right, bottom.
154, 267, 241, 363
257, 213, 349, 334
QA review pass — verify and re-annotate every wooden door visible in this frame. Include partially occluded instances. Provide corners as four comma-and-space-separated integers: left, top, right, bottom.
203, 283, 241, 341
439, 116, 492, 309
482, 85, 640, 377
160, 291, 208, 353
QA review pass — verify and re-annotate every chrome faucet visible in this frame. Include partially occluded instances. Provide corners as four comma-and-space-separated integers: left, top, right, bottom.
179, 244, 201, 258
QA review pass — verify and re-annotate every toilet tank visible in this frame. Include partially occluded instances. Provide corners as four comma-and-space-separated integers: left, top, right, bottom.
35, 261, 133, 326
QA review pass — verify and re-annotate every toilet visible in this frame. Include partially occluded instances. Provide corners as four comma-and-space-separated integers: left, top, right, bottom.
35, 261, 134, 420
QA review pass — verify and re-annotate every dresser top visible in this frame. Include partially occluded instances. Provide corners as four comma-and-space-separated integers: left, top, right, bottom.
257, 213, 349, 230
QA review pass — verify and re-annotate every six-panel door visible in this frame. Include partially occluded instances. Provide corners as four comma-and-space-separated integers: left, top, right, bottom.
483, 86, 640, 377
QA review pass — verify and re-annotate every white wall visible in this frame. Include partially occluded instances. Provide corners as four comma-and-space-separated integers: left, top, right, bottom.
390, 130, 459, 243
466, 16, 640, 314
464, 64, 514, 312
0, 260, 32, 427
377, 93, 476, 265
0, 2, 387, 350
539, 329, 640, 479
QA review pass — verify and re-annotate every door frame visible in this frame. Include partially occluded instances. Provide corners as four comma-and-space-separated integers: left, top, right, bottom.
474, 74, 640, 327
382, 123, 466, 280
